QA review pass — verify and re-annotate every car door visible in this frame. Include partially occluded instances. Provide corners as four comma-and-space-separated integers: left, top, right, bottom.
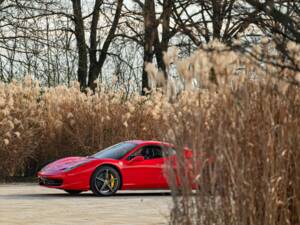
121, 145, 165, 189
159, 146, 178, 188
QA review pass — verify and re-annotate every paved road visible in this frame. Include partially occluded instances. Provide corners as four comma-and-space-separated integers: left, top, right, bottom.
0, 183, 172, 225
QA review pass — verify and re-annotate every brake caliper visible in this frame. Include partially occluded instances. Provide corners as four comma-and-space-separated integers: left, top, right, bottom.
110, 174, 115, 188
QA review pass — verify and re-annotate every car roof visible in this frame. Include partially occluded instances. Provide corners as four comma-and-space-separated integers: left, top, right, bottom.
126, 140, 172, 146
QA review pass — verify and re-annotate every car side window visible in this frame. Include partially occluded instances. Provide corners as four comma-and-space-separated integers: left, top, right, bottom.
127, 145, 163, 160
127, 148, 143, 160
163, 147, 177, 157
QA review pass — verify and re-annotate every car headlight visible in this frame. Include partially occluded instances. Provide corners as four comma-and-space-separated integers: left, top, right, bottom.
63, 162, 88, 172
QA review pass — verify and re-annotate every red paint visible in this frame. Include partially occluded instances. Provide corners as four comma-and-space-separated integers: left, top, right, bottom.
37, 140, 201, 192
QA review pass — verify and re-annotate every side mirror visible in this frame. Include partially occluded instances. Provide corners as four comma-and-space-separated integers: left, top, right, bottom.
129, 156, 144, 163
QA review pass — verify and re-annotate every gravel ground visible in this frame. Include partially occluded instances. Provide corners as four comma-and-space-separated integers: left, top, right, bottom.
0, 183, 172, 225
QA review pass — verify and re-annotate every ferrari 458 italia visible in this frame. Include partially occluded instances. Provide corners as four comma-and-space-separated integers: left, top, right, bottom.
38, 140, 193, 196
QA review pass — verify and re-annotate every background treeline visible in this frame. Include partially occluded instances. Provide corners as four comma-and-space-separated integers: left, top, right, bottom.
0, 0, 300, 91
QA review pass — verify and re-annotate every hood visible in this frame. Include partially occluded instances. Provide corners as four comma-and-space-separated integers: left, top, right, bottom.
42, 156, 93, 172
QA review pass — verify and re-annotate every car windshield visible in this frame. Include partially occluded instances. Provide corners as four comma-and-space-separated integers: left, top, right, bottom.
92, 142, 137, 160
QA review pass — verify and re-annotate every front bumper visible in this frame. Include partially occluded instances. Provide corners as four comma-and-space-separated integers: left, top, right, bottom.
38, 177, 63, 186
38, 171, 66, 189
37, 170, 91, 191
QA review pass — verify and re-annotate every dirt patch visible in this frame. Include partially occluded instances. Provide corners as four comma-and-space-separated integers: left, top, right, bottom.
0, 183, 172, 225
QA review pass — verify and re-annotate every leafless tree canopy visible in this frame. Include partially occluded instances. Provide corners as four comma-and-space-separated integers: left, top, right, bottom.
0, 0, 299, 91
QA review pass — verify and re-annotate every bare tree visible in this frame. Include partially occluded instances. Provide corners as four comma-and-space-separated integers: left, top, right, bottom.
246, 0, 300, 43
245, 0, 300, 73
129, 0, 260, 93
1, 0, 299, 91
0, 0, 125, 89
128, 0, 175, 93
71, 0, 124, 90
170, 0, 260, 46
0, 0, 77, 84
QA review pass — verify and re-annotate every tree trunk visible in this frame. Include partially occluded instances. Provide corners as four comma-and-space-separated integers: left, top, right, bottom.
154, 0, 171, 80
88, 0, 123, 91
71, 0, 88, 89
212, 1, 222, 40
88, 0, 103, 90
142, 0, 157, 94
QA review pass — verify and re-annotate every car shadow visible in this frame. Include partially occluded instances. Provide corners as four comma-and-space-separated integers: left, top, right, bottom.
1, 191, 172, 200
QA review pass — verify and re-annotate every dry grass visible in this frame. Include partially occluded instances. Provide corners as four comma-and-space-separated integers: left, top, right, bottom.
0, 40, 300, 224
161, 41, 300, 225
167, 82, 300, 225
0, 79, 169, 177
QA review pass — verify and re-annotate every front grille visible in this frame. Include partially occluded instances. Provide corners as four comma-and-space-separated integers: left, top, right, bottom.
39, 177, 63, 186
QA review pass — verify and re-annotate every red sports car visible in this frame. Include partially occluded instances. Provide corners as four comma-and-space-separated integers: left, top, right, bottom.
38, 140, 193, 196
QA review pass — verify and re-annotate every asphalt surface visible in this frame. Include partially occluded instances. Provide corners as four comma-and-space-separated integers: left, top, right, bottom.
0, 183, 172, 225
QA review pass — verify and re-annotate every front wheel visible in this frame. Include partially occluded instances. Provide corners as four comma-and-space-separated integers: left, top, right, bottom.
90, 166, 121, 196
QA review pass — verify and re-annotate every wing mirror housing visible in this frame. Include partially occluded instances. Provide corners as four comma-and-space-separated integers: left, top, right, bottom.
129, 156, 144, 163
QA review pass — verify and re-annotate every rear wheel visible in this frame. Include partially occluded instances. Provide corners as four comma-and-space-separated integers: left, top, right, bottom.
65, 190, 82, 195
90, 166, 121, 196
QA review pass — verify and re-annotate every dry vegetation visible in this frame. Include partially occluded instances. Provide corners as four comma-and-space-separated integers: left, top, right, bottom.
168, 81, 300, 225
1, 40, 300, 224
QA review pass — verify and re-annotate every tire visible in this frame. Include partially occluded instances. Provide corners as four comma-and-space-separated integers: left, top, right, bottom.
90, 166, 121, 196
65, 190, 82, 195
